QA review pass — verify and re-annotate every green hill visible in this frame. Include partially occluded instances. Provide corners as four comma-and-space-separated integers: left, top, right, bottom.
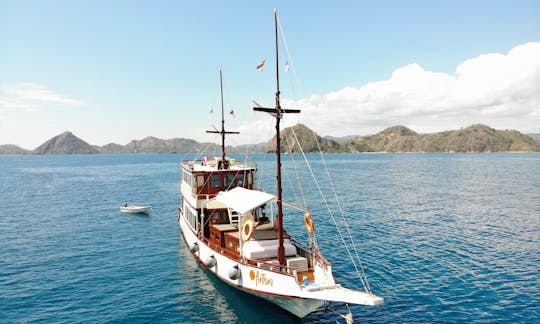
271, 124, 540, 153
348, 124, 540, 152
265, 124, 341, 153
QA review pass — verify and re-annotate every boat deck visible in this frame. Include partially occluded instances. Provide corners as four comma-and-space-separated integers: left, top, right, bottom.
296, 270, 315, 284
181, 159, 257, 172
226, 227, 291, 241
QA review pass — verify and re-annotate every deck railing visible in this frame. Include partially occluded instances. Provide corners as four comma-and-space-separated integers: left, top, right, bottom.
181, 159, 257, 170
290, 237, 332, 268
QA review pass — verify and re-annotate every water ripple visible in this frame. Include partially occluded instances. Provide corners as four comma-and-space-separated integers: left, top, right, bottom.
1, 153, 539, 322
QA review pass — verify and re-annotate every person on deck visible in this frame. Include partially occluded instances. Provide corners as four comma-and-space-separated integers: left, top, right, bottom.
257, 207, 270, 226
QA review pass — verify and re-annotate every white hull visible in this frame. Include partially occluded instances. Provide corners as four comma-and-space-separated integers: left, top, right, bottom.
178, 212, 382, 317
240, 288, 325, 318
120, 205, 152, 214
178, 214, 324, 317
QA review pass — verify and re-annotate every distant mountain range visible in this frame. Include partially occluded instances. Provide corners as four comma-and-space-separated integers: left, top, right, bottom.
344, 125, 540, 153
33, 131, 100, 154
1, 131, 262, 155
267, 124, 540, 153
1, 124, 539, 155
0, 144, 33, 155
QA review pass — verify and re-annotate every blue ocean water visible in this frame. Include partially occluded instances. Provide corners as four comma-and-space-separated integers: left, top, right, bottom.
1, 153, 539, 323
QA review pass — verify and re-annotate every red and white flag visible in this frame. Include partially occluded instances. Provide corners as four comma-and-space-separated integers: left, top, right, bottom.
285, 60, 289, 72
256, 59, 266, 71
229, 109, 235, 117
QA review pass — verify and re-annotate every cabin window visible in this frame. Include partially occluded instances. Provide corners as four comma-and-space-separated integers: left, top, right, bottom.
183, 171, 194, 187
212, 211, 229, 224
195, 210, 200, 231
197, 175, 205, 187
191, 175, 196, 192
184, 204, 196, 230
181, 204, 199, 231
237, 174, 244, 187
196, 175, 206, 194
225, 174, 235, 187
211, 175, 221, 188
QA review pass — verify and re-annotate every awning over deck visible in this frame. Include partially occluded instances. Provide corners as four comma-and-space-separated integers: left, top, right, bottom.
214, 187, 275, 214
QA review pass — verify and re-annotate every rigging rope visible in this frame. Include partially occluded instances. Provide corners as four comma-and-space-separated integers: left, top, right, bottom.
313, 134, 372, 293
276, 14, 372, 293
283, 132, 320, 250
287, 126, 370, 293
284, 132, 308, 209
193, 133, 220, 162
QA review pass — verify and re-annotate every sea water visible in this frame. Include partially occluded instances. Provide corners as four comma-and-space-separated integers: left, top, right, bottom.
1, 153, 539, 323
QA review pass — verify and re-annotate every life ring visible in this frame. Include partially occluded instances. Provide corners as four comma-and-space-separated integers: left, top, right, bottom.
241, 219, 255, 241
304, 213, 315, 234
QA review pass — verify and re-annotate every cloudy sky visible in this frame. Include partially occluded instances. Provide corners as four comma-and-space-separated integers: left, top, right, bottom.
1, 0, 539, 149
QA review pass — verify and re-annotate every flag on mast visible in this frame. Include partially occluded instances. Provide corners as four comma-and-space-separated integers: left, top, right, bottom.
256, 59, 266, 71
285, 60, 289, 72
229, 109, 235, 117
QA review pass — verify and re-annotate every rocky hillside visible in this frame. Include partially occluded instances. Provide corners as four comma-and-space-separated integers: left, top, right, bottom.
267, 124, 540, 153
343, 124, 540, 152
99, 143, 126, 154
20, 131, 253, 155
265, 124, 341, 153
344, 126, 418, 152
3, 125, 539, 155
0, 145, 31, 154
121, 136, 201, 153
33, 131, 100, 154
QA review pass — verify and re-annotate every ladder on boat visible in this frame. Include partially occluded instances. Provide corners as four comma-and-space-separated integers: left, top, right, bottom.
229, 209, 240, 226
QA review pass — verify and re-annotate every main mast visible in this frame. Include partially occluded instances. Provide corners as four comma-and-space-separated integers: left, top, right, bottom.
254, 10, 299, 266
207, 70, 239, 170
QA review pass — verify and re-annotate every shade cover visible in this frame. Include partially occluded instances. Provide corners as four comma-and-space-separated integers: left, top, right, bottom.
215, 187, 275, 214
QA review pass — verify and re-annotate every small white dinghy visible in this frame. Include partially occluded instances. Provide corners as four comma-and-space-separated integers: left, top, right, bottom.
120, 204, 152, 214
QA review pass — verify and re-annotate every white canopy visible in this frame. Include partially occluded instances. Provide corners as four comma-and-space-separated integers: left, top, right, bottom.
214, 187, 275, 214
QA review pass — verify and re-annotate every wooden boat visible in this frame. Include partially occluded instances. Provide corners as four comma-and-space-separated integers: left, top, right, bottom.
177, 10, 382, 319
120, 205, 152, 214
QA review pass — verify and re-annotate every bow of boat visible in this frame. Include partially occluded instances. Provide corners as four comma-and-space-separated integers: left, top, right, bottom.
301, 285, 383, 306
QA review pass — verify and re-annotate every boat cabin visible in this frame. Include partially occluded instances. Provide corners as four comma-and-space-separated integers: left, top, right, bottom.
181, 157, 257, 198
180, 157, 258, 246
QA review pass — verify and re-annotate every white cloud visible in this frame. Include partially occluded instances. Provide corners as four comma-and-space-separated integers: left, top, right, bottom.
239, 42, 540, 139
0, 83, 87, 111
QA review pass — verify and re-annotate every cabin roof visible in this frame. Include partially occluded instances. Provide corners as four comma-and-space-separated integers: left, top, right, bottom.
181, 159, 256, 173
192, 164, 253, 172
214, 187, 275, 214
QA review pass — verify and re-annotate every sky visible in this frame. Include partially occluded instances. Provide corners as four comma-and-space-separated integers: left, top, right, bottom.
1, 0, 539, 149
